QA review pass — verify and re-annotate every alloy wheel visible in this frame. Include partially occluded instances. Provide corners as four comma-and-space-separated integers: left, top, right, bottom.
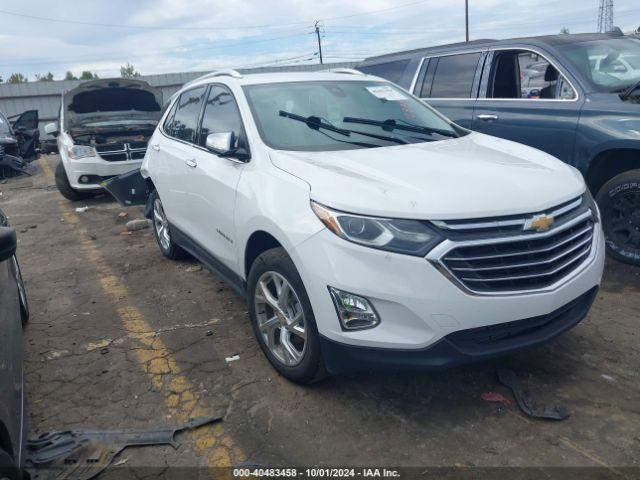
608, 190, 640, 250
254, 271, 307, 366
153, 198, 171, 251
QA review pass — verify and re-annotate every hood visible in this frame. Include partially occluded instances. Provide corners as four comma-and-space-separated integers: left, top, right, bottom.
270, 132, 585, 220
64, 78, 162, 129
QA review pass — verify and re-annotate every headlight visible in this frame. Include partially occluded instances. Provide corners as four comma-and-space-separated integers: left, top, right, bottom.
311, 201, 443, 256
67, 145, 96, 160
585, 189, 600, 223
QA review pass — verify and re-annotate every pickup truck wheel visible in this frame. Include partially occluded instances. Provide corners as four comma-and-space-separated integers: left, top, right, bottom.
54, 161, 93, 201
248, 247, 326, 384
150, 190, 188, 260
596, 169, 640, 266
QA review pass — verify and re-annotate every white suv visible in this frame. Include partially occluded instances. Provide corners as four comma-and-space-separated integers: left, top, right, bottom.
139, 69, 604, 383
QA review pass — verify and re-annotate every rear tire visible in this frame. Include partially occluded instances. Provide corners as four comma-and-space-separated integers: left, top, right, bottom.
596, 169, 640, 266
149, 190, 189, 260
54, 161, 93, 201
247, 247, 326, 384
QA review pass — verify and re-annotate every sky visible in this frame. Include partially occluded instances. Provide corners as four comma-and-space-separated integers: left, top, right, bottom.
0, 0, 639, 81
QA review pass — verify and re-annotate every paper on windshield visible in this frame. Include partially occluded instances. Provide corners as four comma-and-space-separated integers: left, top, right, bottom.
365, 85, 407, 101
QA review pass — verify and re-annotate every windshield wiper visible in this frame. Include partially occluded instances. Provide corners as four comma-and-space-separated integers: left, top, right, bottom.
343, 117, 458, 138
279, 110, 408, 145
619, 80, 640, 100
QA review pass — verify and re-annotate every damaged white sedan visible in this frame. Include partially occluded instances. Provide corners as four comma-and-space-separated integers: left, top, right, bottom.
45, 78, 162, 201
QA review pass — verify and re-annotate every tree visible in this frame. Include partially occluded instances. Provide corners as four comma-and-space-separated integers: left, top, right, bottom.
36, 72, 54, 82
8, 73, 27, 83
79, 71, 99, 80
64, 71, 78, 80
120, 63, 140, 78
560, 27, 570, 34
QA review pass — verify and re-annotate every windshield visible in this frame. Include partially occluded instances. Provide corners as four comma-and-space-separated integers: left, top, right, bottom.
243, 81, 460, 151
557, 37, 640, 92
0, 112, 11, 135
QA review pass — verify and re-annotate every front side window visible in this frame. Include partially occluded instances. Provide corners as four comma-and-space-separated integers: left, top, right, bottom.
557, 38, 640, 92
429, 53, 481, 98
167, 86, 206, 143
198, 86, 245, 150
489, 50, 576, 100
243, 80, 460, 152
358, 59, 411, 84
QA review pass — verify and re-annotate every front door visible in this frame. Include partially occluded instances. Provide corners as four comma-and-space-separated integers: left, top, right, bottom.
472, 49, 584, 163
10, 109, 39, 159
186, 85, 248, 271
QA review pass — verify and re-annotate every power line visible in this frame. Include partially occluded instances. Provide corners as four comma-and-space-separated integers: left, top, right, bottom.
0, 1, 430, 31
315, 21, 324, 65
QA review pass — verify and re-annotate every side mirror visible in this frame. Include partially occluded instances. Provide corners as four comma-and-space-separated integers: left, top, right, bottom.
44, 122, 59, 137
205, 132, 234, 155
0, 227, 17, 263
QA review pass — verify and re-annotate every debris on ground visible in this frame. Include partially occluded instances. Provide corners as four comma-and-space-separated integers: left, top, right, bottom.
497, 369, 569, 421
118, 212, 128, 219
186, 264, 203, 273
481, 391, 511, 406
601, 374, 616, 383
125, 219, 151, 231
225, 354, 240, 363
25, 415, 223, 480
75, 206, 89, 213
119, 231, 132, 236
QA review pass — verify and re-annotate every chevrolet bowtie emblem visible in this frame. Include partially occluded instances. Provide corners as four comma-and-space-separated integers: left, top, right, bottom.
524, 213, 554, 232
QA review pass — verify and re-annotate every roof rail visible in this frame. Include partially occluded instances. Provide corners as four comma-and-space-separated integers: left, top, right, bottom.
182, 69, 243, 89
325, 68, 364, 75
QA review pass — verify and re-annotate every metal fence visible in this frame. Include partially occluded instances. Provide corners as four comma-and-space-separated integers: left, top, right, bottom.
0, 62, 357, 140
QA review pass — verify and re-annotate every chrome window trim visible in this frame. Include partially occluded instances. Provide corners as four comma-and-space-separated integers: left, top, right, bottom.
426, 209, 597, 296
417, 46, 580, 103
409, 57, 426, 95
432, 196, 583, 230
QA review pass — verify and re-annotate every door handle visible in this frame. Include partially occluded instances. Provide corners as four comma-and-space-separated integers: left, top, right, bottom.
151, 143, 160, 151
477, 114, 499, 122
185, 159, 198, 168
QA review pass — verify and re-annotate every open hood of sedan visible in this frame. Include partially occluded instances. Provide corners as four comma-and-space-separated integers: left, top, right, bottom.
269, 133, 585, 220
63, 78, 162, 130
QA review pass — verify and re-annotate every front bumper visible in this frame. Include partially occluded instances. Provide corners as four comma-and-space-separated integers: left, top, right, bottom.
63, 156, 142, 190
292, 221, 605, 366
320, 286, 597, 374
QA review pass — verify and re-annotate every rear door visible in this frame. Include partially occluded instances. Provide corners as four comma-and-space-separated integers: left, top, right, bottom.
152, 86, 207, 233
186, 84, 248, 270
413, 51, 485, 129
472, 48, 583, 163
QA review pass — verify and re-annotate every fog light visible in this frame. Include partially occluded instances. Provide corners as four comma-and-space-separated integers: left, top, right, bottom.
80, 175, 89, 183
328, 287, 380, 330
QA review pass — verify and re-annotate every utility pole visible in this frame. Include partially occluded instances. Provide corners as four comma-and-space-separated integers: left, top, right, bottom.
315, 21, 324, 65
465, 0, 469, 42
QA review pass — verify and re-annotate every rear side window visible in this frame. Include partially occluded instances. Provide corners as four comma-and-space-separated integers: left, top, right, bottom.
429, 53, 481, 98
198, 85, 244, 148
358, 59, 410, 84
162, 99, 179, 136
167, 86, 206, 143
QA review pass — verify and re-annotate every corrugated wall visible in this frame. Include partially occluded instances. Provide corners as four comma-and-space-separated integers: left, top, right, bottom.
0, 62, 357, 139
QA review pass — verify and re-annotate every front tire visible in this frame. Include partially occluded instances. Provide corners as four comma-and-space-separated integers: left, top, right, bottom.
149, 190, 188, 260
247, 247, 326, 384
54, 162, 93, 201
596, 169, 640, 266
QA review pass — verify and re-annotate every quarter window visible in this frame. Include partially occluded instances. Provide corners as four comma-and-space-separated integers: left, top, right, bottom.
429, 53, 481, 98
198, 86, 245, 149
358, 59, 410, 85
167, 86, 206, 143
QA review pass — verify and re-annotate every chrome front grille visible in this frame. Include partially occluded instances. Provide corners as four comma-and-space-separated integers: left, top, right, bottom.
429, 195, 597, 295
95, 142, 147, 162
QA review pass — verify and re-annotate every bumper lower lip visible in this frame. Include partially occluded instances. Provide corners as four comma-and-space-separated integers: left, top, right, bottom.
319, 286, 598, 374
